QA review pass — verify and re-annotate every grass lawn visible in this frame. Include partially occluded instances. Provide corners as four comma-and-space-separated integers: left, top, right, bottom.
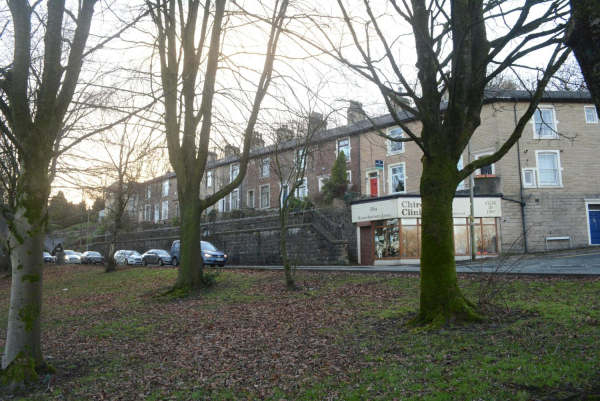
0, 266, 598, 400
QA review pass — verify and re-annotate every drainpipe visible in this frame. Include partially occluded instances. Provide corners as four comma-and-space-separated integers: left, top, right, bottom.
468, 140, 476, 260
514, 103, 529, 253
357, 134, 361, 195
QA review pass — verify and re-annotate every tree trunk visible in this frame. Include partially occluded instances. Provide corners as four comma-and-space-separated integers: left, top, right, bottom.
173, 191, 204, 291
279, 211, 295, 290
413, 157, 481, 328
1, 168, 53, 389
567, 0, 600, 112
105, 218, 121, 273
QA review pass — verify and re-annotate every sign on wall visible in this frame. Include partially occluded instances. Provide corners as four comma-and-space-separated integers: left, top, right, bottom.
375, 160, 384, 169
352, 196, 501, 223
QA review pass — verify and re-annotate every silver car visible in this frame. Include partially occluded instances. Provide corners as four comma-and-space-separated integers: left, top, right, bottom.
114, 250, 143, 266
64, 250, 81, 264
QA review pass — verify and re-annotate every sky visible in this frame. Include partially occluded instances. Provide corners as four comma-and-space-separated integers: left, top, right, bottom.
0, 0, 571, 205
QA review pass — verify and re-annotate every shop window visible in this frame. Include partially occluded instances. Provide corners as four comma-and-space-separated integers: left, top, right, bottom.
474, 218, 498, 255
401, 219, 419, 258
374, 219, 399, 258
453, 218, 469, 255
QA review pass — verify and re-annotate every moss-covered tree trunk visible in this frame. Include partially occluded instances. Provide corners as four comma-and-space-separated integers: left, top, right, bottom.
105, 217, 121, 273
174, 189, 204, 290
278, 209, 295, 290
2, 162, 53, 388
414, 156, 480, 327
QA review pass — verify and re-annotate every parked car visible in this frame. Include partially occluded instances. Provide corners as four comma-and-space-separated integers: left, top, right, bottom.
141, 249, 172, 266
80, 251, 104, 265
43, 252, 53, 263
170, 240, 228, 267
64, 250, 81, 264
114, 250, 143, 266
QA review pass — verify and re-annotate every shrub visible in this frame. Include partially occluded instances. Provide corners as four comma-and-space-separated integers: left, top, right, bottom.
202, 266, 221, 287
171, 216, 180, 227
322, 151, 348, 203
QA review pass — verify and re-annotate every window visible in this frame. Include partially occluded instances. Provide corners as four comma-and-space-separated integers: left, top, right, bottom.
247, 189, 255, 208
230, 189, 239, 210
374, 219, 399, 258
144, 205, 151, 221
387, 127, 404, 154
296, 149, 307, 171
389, 163, 406, 193
260, 157, 270, 178
585, 106, 598, 123
318, 176, 329, 192
162, 201, 169, 220
474, 152, 495, 176
162, 179, 169, 197
346, 171, 352, 182
219, 197, 226, 212
206, 171, 213, 188
230, 164, 239, 183
295, 178, 308, 198
147, 186, 151, 198
174, 202, 179, 217
533, 108, 558, 138
154, 204, 159, 222
536, 151, 562, 187
522, 168, 537, 188
260, 185, 270, 208
456, 156, 465, 190
337, 138, 351, 161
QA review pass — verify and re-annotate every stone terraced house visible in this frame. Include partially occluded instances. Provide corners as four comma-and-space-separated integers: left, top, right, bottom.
122, 90, 600, 264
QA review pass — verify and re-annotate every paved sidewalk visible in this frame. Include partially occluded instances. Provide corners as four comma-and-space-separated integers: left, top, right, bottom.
226, 250, 600, 277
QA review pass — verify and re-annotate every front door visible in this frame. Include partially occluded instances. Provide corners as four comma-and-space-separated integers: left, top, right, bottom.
589, 205, 600, 245
369, 173, 378, 198
360, 226, 374, 265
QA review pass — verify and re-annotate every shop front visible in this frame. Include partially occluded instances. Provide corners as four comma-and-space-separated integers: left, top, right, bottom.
352, 195, 502, 265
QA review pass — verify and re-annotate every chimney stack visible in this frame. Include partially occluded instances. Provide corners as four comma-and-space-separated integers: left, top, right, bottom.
251, 131, 265, 150
207, 150, 217, 165
275, 124, 294, 141
347, 101, 364, 125
308, 112, 327, 134
224, 144, 240, 158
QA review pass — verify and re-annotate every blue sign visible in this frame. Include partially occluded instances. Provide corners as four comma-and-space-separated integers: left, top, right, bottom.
375, 160, 384, 169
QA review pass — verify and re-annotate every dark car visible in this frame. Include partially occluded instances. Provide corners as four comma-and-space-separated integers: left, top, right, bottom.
43, 252, 53, 263
141, 249, 172, 266
80, 251, 104, 265
170, 240, 228, 267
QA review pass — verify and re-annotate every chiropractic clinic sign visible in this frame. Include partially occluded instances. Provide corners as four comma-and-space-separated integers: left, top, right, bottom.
352, 196, 501, 223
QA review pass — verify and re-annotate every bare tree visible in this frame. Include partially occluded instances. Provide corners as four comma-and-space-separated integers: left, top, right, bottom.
0, 1, 147, 388
101, 120, 158, 273
292, 0, 571, 327
566, 0, 600, 114
146, 0, 289, 291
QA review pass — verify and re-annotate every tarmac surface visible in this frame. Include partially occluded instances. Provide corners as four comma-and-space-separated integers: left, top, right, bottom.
226, 249, 600, 277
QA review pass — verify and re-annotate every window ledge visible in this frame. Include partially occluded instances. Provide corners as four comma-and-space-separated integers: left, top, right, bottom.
475, 174, 496, 178
538, 185, 564, 188
386, 151, 405, 157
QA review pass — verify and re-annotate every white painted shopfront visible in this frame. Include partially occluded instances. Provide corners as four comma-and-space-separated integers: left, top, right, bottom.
352, 195, 502, 265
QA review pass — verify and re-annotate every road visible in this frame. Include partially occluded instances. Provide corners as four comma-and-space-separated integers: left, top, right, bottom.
227, 251, 600, 276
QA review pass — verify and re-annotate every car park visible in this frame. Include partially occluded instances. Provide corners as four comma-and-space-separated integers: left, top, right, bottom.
114, 250, 143, 266
141, 249, 172, 266
170, 240, 228, 267
64, 250, 81, 264
43, 252, 53, 263
80, 251, 104, 265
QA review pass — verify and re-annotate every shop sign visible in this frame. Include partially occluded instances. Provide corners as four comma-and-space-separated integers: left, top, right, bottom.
352, 198, 398, 222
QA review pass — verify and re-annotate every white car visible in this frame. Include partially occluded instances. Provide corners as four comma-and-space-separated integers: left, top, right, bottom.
64, 250, 81, 264
114, 250, 143, 266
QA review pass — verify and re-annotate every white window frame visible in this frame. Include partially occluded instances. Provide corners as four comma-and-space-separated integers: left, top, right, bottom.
522, 167, 537, 188
154, 204, 160, 223
206, 170, 213, 188
260, 184, 270, 209
260, 157, 270, 178
386, 127, 405, 155
336, 137, 351, 162
162, 201, 169, 220
247, 189, 255, 208
230, 188, 240, 210
457, 155, 465, 190
230, 164, 239, 183
219, 197, 226, 212
535, 150, 563, 187
144, 205, 151, 221
585, 106, 598, 124
318, 175, 330, 192
162, 179, 169, 197
174, 202, 179, 217
388, 162, 407, 194
147, 186, 151, 199
295, 177, 308, 198
473, 151, 496, 176
296, 149, 307, 171
532, 106, 559, 139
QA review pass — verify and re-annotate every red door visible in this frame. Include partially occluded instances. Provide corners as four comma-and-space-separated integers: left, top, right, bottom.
370, 177, 378, 197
